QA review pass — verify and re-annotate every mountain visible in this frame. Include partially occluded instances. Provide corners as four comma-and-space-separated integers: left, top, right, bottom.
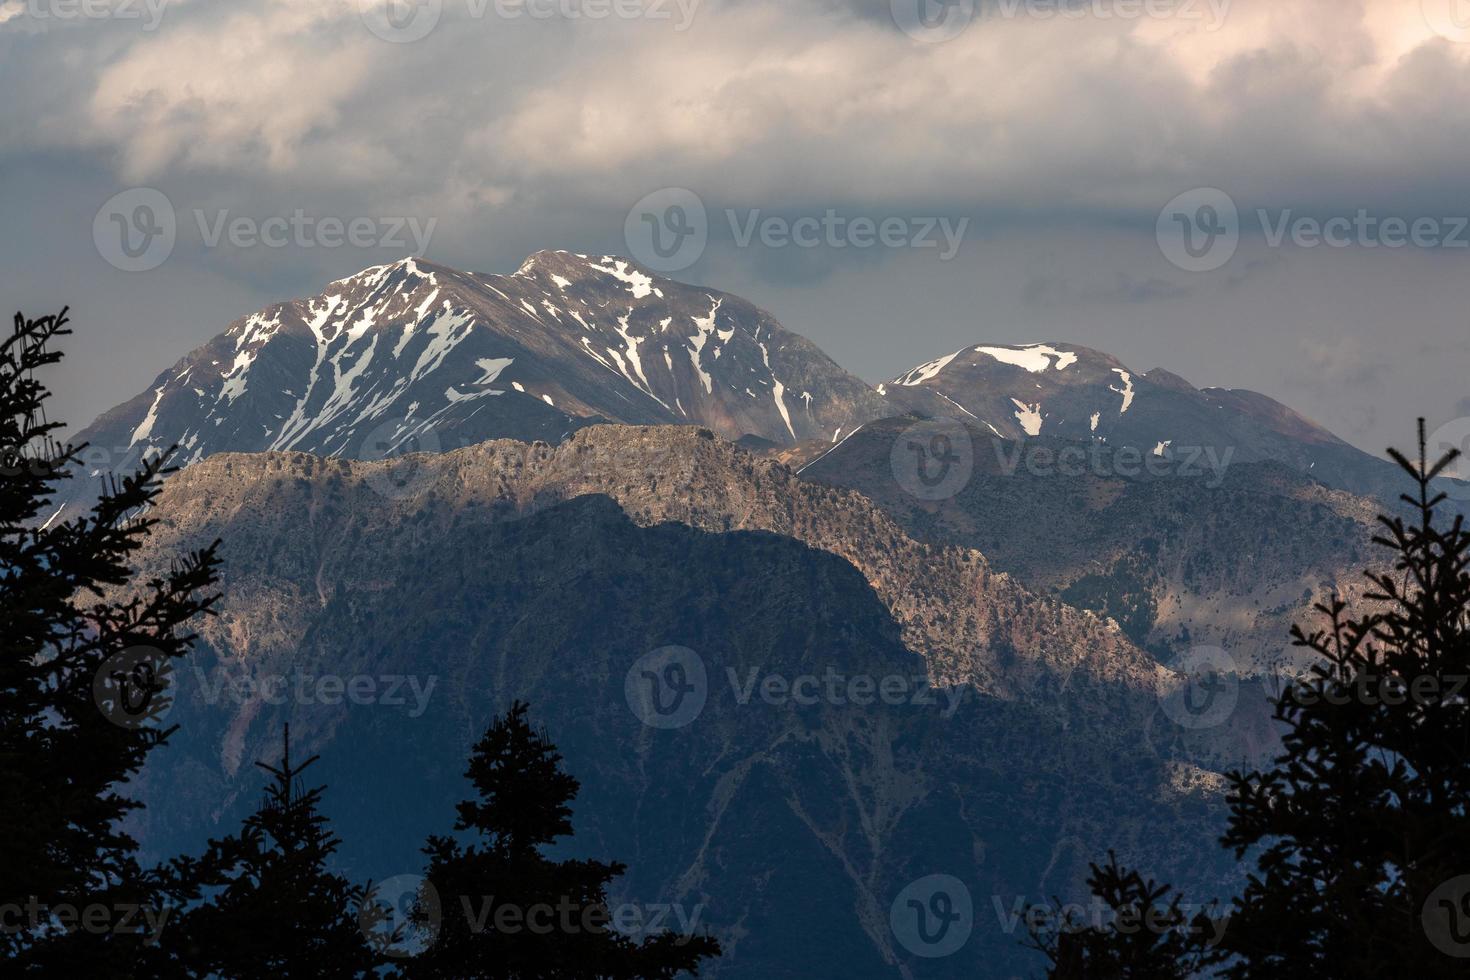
46, 255, 1436, 974
794, 417, 1383, 677
60, 263, 1398, 693
877, 342, 1404, 499
66, 265, 1407, 517
120, 425, 1257, 978
65, 252, 891, 507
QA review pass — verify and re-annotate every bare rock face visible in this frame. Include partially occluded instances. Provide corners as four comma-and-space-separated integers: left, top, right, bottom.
122, 425, 1257, 978
795, 416, 1386, 678
141, 424, 1169, 703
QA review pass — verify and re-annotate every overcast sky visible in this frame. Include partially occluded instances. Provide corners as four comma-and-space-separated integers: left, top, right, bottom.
2, 0, 1468, 455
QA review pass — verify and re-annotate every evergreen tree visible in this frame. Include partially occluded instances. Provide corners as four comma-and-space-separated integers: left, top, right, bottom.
395, 701, 721, 978
1032, 422, 1470, 978
167, 724, 383, 978
1027, 853, 1220, 979
1217, 421, 1470, 977
0, 309, 222, 974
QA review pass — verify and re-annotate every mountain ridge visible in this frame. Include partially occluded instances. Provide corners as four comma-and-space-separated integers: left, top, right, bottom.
116, 422, 1261, 976
65, 252, 893, 509
64, 258, 1406, 515
794, 416, 1384, 677
877, 340, 1405, 498
141, 423, 1173, 705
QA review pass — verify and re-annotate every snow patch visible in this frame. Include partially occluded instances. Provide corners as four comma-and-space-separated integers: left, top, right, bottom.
757, 339, 796, 440
799, 424, 865, 475
687, 298, 724, 395
444, 357, 513, 403
612, 314, 668, 409
589, 258, 655, 299
1010, 398, 1043, 436
409, 309, 477, 381
974, 344, 1077, 373
218, 350, 256, 404
580, 336, 618, 374
129, 384, 167, 446
1110, 369, 1135, 413
893, 349, 962, 386
236, 312, 282, 350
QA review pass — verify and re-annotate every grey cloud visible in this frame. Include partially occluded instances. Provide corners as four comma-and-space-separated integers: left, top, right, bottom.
2, 0, 1468, 460
1025, 271, 1195, 306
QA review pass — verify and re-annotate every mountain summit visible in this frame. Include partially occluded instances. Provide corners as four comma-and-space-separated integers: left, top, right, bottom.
879, 342, 1397, 498
72, 252, 892, 483
67, 268, 1406, 511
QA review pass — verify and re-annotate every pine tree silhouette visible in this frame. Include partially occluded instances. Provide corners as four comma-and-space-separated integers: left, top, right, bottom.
394, 701, 721, 978
1027, 852, 1219, 979
168, 724, 382, 978
0, 309, 222, 975
1218, 420, 1470, 977
1032, 421, 1470, 978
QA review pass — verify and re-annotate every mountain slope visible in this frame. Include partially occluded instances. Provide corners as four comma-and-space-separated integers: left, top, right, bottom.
118, 425, 1253, 977
140, 425, 1171, 706
878, 342, 1404, 499
796, 417, 1384, 676
67, 274, 1412, 516
70, 253, 892, 492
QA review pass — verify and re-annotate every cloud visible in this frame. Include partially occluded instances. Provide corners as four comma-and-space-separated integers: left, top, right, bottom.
5, 0, 1470, 459
85, 3, 378, 181
1025, 270, 1195, 306
6, 0, 1467, 225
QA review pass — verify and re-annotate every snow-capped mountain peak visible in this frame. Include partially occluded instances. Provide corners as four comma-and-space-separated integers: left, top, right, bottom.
67, 253, 892, 497
877, 340, 1401, 496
